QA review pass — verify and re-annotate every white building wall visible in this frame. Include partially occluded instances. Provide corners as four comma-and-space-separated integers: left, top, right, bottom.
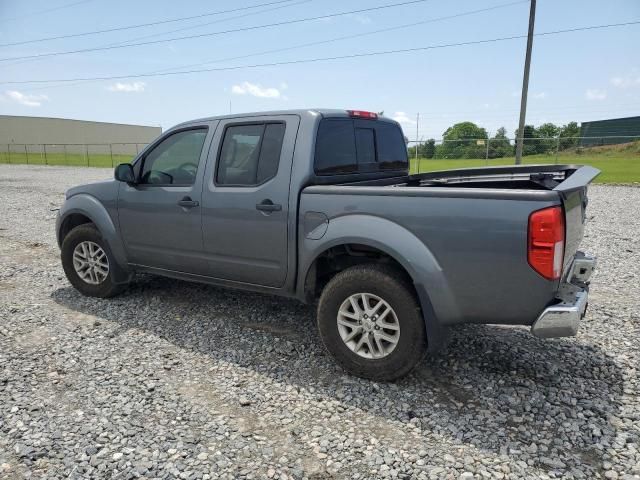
0, 115, 162, 148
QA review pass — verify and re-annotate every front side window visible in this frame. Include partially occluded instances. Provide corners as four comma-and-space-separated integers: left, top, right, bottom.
140, 128, 208, 185
216, 123, 285, 186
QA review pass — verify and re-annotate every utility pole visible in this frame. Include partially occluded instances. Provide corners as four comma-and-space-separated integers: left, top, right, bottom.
415, 113, 419, 165
515, 0, 536, 165
485, 133, 490, 166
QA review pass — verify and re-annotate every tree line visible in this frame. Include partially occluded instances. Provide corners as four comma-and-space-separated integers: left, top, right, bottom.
409, 121, 581, 159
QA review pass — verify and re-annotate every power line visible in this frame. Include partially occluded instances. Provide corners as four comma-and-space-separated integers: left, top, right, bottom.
151, 0, 527, 75
14, 0, 528, 93
0, 0, 300, 47
2, 20, 638, 86
0, 0, 311, 71
0, 0, 432, 62
102, 0, 312, 50
1, 0, 94, 23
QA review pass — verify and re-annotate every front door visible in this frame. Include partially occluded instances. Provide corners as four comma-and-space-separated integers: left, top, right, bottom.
118, 125, 212, 274
200, 115, 299, 287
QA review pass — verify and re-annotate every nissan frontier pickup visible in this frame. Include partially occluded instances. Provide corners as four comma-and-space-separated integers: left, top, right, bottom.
56, 109, 598, 380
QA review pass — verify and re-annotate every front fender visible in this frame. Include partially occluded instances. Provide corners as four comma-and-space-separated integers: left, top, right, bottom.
57, 194, 129, 277
298, 214, 459, 346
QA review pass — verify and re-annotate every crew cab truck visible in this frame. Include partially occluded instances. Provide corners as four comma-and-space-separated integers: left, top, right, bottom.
56, 109, 598, 381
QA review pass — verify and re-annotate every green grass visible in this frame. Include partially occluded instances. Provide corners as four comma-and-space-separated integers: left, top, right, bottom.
0, 150, 134, 168
409, 142, 640, 184
2, 142, 639, 184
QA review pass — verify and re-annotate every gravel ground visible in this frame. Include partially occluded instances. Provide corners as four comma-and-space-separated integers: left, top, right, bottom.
0, 164, 638, 480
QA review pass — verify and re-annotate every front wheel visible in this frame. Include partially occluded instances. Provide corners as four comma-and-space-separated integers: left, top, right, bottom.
317, 264, 427, 381
61, 224, 127, 298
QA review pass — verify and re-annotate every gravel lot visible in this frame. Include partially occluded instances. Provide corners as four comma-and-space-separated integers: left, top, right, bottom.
1, 164, 639, 480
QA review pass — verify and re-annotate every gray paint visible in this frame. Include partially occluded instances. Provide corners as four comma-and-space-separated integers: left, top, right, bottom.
56, 109, 597, 346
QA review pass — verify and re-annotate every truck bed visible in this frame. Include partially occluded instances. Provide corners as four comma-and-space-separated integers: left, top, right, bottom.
337, 164, 599, 192
300, 165, 599, 327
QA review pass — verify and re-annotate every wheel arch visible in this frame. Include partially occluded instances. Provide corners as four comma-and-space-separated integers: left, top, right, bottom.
57, 194, 129, 277
297, 214, 455, 351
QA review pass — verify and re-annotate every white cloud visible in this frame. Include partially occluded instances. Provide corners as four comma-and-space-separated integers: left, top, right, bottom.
231, 81, 281, 99
4, 90, 49, 107
107, 81, 146, 92
532, 92, 547, 99
391, 111, 416, 125
585, 88, 607, 101
611, 74, 640, 89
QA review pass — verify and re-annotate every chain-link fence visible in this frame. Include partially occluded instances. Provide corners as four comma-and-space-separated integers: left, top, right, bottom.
0, 143, 146, 168
0, 136, 638, 183
406, 135, 640, 176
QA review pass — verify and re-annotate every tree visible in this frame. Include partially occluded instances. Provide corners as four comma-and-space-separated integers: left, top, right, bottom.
488, 127, 512, 158
558, 121, 580, 151
534, 122, 560, 154
408, 138, 436, 158
440, 122, 488, 158
423, 139, 436, 158
514, 125, 537, 156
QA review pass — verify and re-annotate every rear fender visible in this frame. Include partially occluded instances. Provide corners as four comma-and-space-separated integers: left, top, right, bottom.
298, 214, 458, 350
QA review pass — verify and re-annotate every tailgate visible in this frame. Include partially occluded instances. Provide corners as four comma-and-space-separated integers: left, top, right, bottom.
554, 166, 600, 273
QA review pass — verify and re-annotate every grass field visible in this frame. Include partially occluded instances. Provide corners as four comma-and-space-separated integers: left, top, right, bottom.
0, 150, 133, 168
409, 142, 640, 184
1, 142, 639, 184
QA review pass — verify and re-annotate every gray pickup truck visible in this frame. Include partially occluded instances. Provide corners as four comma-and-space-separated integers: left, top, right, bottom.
56, 109, 598, 380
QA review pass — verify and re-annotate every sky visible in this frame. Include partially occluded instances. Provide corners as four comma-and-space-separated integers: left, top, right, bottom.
0, 0, 639, 140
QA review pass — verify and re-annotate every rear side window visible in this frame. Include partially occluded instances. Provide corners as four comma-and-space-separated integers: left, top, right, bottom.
216, 123, 285, 185
314, 119, 407, 175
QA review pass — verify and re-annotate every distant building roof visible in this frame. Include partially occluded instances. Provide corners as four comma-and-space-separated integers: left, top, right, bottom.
0, 114, 160, 129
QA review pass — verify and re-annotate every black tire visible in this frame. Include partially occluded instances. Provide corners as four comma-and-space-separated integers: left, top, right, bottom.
317, 264, 427, 381
61, 224, 127, 298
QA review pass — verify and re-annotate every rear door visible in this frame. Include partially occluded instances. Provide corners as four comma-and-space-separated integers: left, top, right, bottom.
200, 115, 299, 287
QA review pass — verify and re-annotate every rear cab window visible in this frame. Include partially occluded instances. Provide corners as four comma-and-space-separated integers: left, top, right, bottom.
314, 118, 407, 176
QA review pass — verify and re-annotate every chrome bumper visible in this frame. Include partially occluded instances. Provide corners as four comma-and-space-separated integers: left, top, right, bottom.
531, 252, 596, 339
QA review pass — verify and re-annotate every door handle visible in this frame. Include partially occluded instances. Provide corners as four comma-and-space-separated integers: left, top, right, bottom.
256, 199, 282, 212
177, 197, 199, 208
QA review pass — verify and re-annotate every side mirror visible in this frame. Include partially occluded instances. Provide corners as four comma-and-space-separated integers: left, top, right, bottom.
114, 163, 136, 184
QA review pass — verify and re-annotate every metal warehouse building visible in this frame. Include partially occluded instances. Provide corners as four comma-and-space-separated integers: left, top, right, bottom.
0, 115, 162, 155
579, 115, 640, 147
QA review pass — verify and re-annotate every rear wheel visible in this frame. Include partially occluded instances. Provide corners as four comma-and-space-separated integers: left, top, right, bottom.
61, 224, 127, 298
317, 264, 427, 381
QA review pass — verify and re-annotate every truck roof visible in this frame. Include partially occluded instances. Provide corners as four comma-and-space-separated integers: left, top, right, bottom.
177, 109, 399, 128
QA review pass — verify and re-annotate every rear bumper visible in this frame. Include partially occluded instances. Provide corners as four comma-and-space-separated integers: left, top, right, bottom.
531, 252, 596, 338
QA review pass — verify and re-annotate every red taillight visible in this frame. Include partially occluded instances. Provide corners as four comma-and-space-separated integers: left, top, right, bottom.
347, 110, 378, 119
528, 206, 565, 280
